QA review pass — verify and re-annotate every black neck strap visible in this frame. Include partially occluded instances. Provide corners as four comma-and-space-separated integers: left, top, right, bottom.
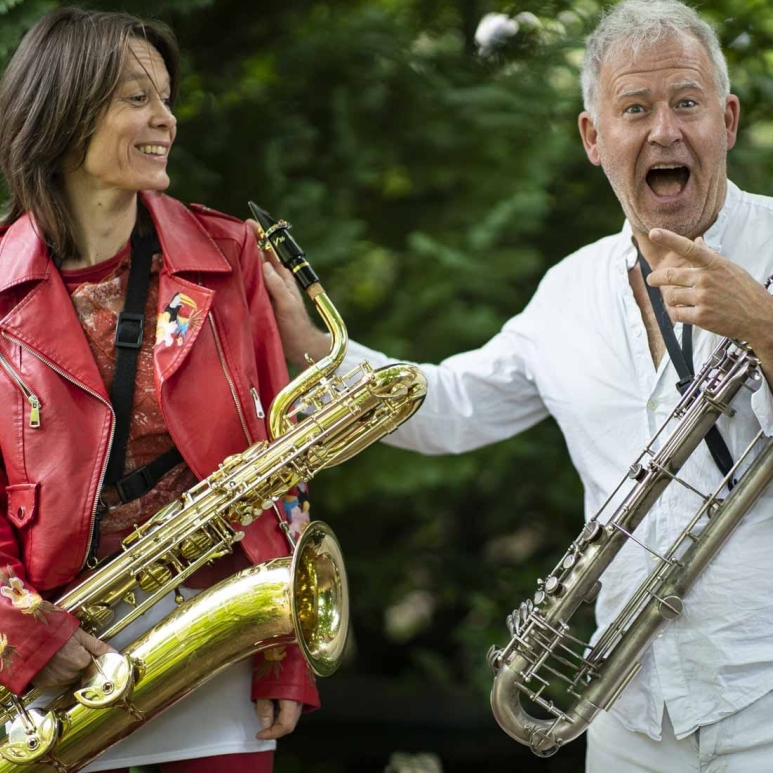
634, 240, 736, 490
104, 228, 160, 485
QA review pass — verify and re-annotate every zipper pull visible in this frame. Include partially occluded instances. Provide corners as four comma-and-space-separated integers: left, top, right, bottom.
28, 396, 41, 428
250, 387, 265, 419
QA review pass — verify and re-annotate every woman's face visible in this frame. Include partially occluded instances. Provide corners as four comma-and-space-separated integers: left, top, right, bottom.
73, 39, 176, 196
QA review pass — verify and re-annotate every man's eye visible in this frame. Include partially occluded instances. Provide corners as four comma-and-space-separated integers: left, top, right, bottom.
624, 104, 644, 115
677, 99, 698, 109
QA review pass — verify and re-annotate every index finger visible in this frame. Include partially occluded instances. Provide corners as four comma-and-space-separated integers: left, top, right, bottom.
649, 228, 713, 267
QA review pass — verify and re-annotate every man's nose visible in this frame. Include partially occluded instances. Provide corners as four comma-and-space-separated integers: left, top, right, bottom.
648, 104, 682, 147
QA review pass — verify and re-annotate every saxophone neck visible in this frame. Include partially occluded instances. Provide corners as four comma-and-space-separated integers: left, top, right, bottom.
268, 285, 348, 440
247, 202, 349, 440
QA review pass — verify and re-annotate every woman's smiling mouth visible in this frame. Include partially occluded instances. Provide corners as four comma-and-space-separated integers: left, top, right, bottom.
135, 144, 168, 158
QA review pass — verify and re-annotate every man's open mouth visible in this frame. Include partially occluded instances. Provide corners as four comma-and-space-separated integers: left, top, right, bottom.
646, 164, 690, 198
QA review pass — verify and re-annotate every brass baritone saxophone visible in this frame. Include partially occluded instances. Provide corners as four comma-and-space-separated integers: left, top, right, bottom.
0, 204, 428, 772
488, 331, 773, 757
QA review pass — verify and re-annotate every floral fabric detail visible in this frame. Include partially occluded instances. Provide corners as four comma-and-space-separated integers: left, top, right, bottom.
0, 567, 55, 623
255, 646, 286, 680
0, 634, 17, 674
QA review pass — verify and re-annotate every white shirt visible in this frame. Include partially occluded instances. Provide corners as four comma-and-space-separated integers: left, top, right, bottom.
341, 181, 773, 741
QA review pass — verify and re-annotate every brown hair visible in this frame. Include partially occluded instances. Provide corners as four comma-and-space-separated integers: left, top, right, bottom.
0, 7, 179, 263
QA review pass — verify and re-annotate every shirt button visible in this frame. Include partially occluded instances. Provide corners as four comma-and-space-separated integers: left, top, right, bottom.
635, 328, 642, 337
647, 398, 658, 410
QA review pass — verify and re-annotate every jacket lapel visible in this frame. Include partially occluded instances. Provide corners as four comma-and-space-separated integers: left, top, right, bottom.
0, 216, 109, 399
142, 193, 231, 385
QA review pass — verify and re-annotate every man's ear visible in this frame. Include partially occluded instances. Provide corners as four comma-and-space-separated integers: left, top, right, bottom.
578, 112, 602, 166
725, 94, 740, 151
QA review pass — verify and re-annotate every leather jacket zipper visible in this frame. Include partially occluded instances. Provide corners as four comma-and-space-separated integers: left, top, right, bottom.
0, 349, 42, 428
208, 314, 253, 445
1, 332, 115, 569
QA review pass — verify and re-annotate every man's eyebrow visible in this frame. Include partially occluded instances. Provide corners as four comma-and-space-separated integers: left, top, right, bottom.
615, 86, 650, 101
671, 80, 705, 92
615, 80, 706, 101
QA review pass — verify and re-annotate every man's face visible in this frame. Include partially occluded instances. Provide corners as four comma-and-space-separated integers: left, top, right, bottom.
578, 35, 739, 239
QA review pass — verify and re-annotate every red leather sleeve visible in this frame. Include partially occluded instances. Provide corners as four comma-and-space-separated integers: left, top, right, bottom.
0, 458, 80, 694
251, 644, 320, 710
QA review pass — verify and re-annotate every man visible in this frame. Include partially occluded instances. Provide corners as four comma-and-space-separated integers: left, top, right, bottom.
255, 1, 773, 770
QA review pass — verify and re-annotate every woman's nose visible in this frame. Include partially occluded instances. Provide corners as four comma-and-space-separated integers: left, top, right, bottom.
151, 97, 176, 129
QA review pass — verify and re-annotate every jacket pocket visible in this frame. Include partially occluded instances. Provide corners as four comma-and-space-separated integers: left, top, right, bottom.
6, 483, 38, 529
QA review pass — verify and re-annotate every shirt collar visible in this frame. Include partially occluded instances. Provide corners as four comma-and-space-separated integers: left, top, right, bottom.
618, 179, 741, 271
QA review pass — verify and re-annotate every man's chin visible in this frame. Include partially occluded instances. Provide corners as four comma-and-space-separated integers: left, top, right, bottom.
633, 207, 703, 240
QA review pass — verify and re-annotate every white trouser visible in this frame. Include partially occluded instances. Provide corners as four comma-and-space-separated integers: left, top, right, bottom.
586, 690, 773, 773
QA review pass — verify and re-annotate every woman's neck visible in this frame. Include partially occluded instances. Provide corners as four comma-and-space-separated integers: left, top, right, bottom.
62, 181, 139, 269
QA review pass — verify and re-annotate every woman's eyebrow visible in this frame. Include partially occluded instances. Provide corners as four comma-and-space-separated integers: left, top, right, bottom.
117, 69, 169, 92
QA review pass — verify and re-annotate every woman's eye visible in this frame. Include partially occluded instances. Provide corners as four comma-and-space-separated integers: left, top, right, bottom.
128, 93, 149, 105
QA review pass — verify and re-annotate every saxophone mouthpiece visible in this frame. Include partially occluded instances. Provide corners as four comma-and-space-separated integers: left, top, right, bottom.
248, 201, 319, 291
247, 201, 274, 236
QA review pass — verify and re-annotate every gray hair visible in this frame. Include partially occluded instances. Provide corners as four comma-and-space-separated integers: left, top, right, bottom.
581, 0, 730, 123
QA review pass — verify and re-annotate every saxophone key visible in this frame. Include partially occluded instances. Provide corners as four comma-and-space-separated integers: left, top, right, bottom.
73, 652, 136, 710
657, 594, 684, 621
0, 708, 61, 764
580, 521, 603, 544
545, 576, 563, 596
583, 580, 602, 604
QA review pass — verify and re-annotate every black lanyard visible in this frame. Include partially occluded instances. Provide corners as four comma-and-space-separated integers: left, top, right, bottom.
104, 227, 160, 486
634, 240, 736, 490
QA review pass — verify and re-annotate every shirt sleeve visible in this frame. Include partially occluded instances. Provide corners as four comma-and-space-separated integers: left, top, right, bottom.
339, 301, 551, 456
751, 376, 773, 436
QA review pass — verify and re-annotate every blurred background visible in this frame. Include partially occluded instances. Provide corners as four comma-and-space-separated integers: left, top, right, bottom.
2, 0, 773, 770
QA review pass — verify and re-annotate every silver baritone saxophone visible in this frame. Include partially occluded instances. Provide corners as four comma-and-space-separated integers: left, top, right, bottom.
0, 204, 428, 772
488, 325, 773, 757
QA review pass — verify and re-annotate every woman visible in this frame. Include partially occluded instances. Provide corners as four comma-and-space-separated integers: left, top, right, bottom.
0, 7, 317, 772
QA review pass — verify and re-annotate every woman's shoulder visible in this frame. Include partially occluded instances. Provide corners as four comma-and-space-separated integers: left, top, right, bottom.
143, 192, 248, 244
188, 202, 245, 236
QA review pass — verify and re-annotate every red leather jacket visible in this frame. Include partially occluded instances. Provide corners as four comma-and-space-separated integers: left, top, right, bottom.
0, 192, 319, 707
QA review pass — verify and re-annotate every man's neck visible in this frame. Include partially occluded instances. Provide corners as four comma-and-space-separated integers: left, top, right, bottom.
62, 180, 138, 269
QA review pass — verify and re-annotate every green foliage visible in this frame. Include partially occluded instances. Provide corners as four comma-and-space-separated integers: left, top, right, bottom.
0, 0, 53, 62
